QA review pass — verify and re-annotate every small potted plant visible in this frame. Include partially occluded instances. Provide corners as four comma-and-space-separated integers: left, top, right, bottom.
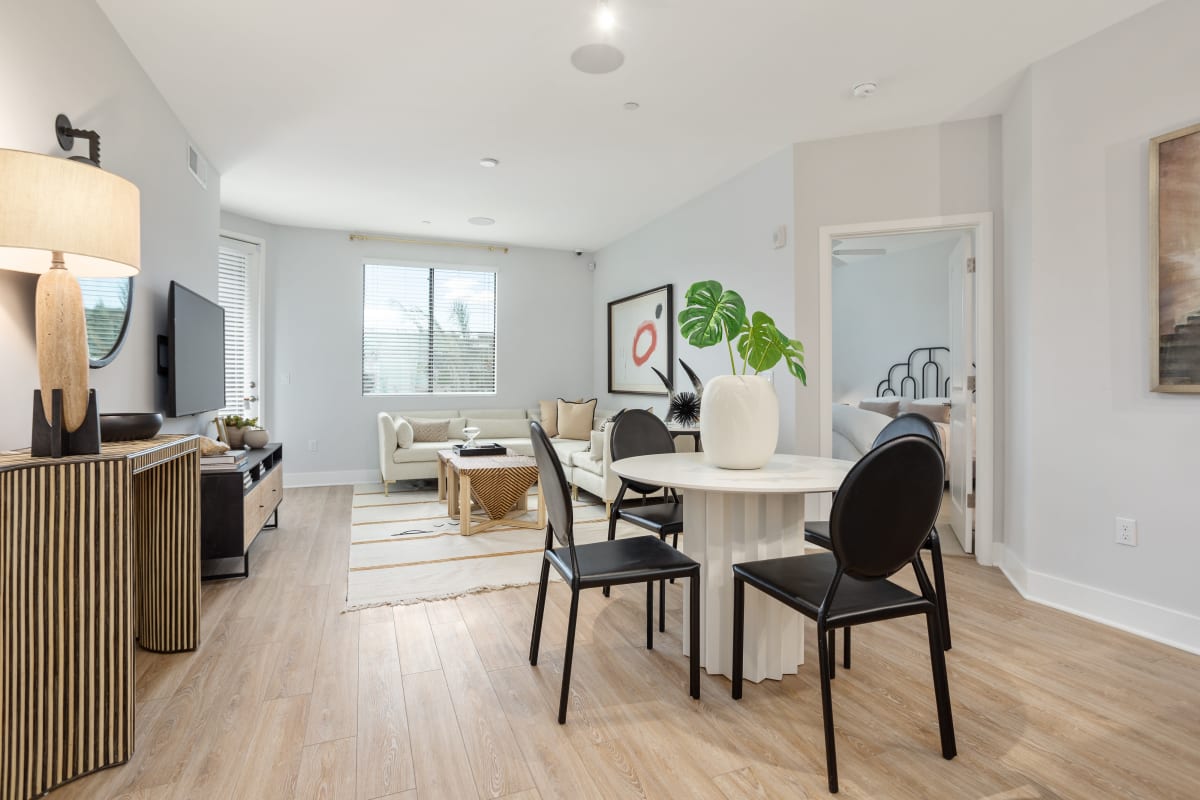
221, 414, 258, 449
678, 280, 806, 469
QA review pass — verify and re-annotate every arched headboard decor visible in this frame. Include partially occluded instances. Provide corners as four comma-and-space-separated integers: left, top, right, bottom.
876, 346, 950, 399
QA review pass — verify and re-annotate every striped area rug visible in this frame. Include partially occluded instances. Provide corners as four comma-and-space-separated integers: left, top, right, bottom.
346, 484, 635, 610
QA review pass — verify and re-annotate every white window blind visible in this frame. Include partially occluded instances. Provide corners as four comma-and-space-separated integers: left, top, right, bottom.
218, 244, 250, 416
362, 264, 497, 395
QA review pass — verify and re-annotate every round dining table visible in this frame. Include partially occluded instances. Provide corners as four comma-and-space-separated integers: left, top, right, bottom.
611, 451, 854, 682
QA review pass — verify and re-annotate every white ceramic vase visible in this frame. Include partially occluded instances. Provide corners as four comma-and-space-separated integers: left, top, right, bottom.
243, 428, 270, 449
699, 374, 779, 469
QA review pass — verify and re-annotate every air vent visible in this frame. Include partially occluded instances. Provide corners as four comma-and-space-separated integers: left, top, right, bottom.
187, 143, 208, 189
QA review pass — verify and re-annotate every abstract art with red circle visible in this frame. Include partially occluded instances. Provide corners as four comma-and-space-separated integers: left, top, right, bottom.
607, 284, 673, 395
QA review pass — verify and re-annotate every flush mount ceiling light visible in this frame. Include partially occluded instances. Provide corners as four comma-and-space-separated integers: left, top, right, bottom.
468, 217, 495, 226
623, 101, 640, 111
420, 219, 432, 224
571, 43, 625, 75
596, 0, 616, 31
852, 81, 879, 98
479, 157, 499, 168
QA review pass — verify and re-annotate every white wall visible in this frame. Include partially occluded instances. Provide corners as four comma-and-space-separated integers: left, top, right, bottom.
220, 213, 593, 484
832, 241, 954, 403
591, 148, 800, 451
1000, 0, 1200, 651
0, 0, 221, 449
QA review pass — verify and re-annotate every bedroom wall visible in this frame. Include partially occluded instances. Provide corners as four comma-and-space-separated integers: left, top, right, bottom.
1000, 0, 1200, 652
591, 147, 799, 451
831, 240, 955, 404
220, 212, 594, 486
0, 0, 221, 450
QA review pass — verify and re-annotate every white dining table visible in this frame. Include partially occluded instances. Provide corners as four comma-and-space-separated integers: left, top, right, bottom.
611, 452, 854, 682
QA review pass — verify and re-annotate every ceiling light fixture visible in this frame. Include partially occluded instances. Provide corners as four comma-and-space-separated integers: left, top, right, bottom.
852, 81, 878, 98
468, 217, 495, 226
623, 101, 640, 111
570, 43, 625, 74
596, 1, 616, 32
479, 157, 499, 168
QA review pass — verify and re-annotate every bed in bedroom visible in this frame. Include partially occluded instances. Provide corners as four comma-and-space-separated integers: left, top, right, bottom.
833, 346, 956, 469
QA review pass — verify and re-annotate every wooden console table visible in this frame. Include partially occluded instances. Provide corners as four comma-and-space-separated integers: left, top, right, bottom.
0, 434, 200, 800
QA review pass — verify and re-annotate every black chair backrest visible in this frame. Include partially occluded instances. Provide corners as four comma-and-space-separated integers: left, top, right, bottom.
829, 435, 945, 581
529, 421, 574, 552
609, 409, 676, 495
871, 412, 941, 450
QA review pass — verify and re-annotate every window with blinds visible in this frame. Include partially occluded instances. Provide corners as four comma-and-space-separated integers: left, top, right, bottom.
218, 244, 251, 416
362, 264, 497, 395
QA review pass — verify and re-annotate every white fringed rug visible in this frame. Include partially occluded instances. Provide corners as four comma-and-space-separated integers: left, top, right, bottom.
346, 484, 621, 610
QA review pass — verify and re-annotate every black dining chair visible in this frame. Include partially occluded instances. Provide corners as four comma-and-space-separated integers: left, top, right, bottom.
527, 420, 701, 724
601, 410, 684, 635
732, 435, 956, 793
806, 412, 953, 668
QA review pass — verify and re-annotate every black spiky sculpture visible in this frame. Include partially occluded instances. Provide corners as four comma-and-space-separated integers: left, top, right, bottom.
651, 359, 705, 425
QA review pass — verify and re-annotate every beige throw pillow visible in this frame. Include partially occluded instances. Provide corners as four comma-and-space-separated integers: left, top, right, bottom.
556, 398, 597, 441
407, 418, 449, 442
539, 400, 559, 437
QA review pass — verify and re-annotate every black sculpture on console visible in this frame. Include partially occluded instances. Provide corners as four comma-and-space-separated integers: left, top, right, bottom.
652, 359, 704, 426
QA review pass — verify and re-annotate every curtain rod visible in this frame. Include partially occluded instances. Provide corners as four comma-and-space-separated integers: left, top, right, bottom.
348, 233, 509, 254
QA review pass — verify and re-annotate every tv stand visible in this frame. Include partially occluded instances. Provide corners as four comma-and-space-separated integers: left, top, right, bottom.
200, 443, 283, 579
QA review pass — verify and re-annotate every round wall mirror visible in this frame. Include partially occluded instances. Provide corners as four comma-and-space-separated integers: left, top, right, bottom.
78, 277, 134, 368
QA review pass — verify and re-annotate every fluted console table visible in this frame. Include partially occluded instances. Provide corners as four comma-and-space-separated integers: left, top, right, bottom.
0, 434, 201, 800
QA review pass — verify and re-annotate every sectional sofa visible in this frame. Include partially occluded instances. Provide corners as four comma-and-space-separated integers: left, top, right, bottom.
376, 406, 693, 515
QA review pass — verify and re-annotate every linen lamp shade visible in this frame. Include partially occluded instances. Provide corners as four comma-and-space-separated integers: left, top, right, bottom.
0, 147, 141, 439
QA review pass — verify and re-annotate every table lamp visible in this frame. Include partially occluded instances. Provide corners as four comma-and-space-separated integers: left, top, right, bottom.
0, 120, 140, 457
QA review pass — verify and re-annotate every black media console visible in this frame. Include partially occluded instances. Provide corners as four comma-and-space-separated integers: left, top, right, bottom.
200, 443, 283, 579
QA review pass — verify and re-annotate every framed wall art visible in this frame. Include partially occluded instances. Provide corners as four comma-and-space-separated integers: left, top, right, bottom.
1151, 121, 1200, 392
607, 284, 673, 395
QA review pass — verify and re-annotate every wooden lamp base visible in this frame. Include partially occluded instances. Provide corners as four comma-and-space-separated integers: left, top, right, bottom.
32, 388, 101, 457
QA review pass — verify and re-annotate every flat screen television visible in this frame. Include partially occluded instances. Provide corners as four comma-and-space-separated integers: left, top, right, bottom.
165, 281, 226, 417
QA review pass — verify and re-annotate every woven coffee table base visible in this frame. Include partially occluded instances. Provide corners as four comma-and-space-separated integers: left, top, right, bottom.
437, 450, 546, 535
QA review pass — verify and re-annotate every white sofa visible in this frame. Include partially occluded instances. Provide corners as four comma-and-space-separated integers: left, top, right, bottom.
377, 406, 695, 514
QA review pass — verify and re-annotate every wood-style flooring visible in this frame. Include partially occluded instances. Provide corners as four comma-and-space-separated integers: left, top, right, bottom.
49, 486, 1200, 800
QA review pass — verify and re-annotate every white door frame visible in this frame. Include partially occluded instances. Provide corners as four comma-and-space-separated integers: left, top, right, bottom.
818, 213, 996, 567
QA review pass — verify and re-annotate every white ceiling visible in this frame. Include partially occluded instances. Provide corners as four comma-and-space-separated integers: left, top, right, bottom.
97, 0, 1161, 251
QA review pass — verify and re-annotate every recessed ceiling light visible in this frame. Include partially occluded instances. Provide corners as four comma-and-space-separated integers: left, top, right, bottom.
623, 101, 640, 111
596, 1, 615, 31
852, 81, 878, 98
571, 43, 625, 75
468, 217, 495, 226
479, 157, 499, 168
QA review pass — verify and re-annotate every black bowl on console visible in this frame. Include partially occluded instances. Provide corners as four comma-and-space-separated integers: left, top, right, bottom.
100, 412, 165, 442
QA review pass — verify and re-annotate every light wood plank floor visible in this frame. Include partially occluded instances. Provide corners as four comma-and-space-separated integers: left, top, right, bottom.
50, 486, 1200, 800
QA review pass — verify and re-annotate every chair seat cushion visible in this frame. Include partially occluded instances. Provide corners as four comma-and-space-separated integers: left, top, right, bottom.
618, 501, 683, 535
804, 520, 832, 549
733, 552, 928, 628
548, 535, 697, 588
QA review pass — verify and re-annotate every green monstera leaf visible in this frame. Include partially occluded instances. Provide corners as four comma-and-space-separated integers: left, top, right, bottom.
735, 312, 807, 384
677, 280, 746, 347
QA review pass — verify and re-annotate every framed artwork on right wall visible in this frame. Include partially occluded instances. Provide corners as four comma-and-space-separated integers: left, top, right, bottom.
1151, 121, 1200, 392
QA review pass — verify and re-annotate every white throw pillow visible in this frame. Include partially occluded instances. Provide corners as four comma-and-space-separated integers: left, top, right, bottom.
396, 419, 414, 449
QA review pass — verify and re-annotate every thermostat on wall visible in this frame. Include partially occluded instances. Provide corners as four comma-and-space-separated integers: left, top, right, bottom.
772, 225, 788, 249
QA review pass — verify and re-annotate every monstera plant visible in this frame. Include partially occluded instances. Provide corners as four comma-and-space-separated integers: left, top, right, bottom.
678, 280, 806, 382
678, 280, 806, 468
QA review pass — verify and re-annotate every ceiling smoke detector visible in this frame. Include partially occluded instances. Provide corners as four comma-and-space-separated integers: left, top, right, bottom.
571, 43, 625, 75
623, 101, 640, 111
852, 81, 878, 98
468, 217, 495, 226
479, 157, 499, 168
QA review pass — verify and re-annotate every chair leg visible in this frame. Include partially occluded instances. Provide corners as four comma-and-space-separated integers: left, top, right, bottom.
558, 589, 581, 724
817, 622, 839, 793
689, 570, 700, 699
732, 577, 745, 700
843, 627, 851, 669
529, 558, 551, 665
669, 532, 679, 585
659, 579, 666, 633
827, 629, 836, 679
646, 581, 654, 650
926, 610, 957, 759
927, 531, 952, 650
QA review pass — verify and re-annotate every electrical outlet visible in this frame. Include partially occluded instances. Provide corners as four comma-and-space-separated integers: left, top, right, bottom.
1115, 517, 1137, 547
308, 439, 319, 452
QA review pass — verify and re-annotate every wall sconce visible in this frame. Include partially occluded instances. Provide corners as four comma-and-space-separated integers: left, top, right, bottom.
0, 115, 141, 456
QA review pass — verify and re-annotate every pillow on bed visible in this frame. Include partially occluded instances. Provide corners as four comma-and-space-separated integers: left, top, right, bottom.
909, 397, 951, 424
858, 397, 900, 418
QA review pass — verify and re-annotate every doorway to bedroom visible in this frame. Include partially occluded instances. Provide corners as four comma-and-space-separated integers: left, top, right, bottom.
818, 214, 994, 565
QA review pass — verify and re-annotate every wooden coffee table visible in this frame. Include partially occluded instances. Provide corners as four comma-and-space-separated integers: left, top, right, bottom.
436, 449, 546, 535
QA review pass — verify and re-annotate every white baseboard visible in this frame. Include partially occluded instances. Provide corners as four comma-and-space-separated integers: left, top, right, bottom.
285, 469, 379, 488
995, 544, 1200, 656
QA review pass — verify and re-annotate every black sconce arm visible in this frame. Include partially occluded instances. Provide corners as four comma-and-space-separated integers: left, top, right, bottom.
55, 113, 101, 167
